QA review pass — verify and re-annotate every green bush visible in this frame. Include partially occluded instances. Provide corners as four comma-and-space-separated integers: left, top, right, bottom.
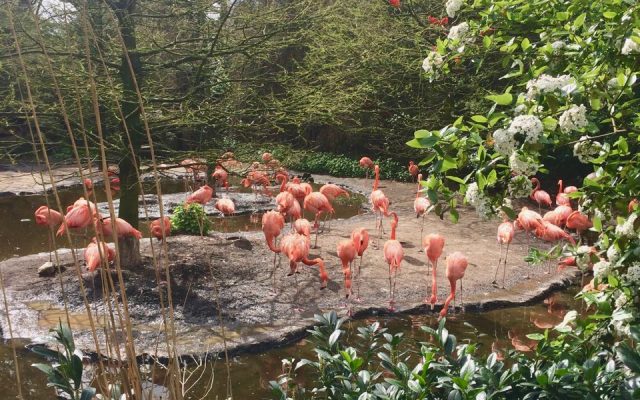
170, 203, 210, 235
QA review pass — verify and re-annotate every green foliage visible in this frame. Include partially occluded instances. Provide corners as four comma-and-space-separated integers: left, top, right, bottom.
170, 203, 210, 235
31, 322, 96, 400
272, 311, 638, 399
232, 143, 411, 181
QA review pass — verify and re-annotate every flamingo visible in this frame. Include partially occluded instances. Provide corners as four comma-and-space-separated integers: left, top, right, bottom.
211, 165, 229, 191
319, 184, 349, 202
370, 165, 390, 243
149, 217, 171, 241
286, 177, 311, 205
109, 177, 120, 195
241, 171, 271, 197
84, 178, 93, 197
359, 157, 374, 179
422, 233, 445, 309
439, 251, 468, 318
275, 191, 295, 217
413, 174, 430, 239
262, 152, 273, 163
566, 210, 592, 238
491, 219, 515, 288
185, 185, 213, 205
408, 161, 419, 182
286, 199, 302, 223
535, 221, 576, 273
84, 238, 115, 272
350, 227, 369, 300
543, 210, 562, 227
215, 198, 235, 231
564, 184, 578, 194
100, 217, 142, 239
556, 180, 571, 207
35, 206, 63, 262
280, 233, 329, 293
56, 199, 99, 237
275, 173, 289, 193
516, 206, 543, 245
336, 239, 357, 301
262, 211, 285, 288
530, 178, 552, 212
293, 218, 311, 237
628, 199, 639, 213
303, 192, 334, 248
553, 205, 573, 227
383, 212, 403, 311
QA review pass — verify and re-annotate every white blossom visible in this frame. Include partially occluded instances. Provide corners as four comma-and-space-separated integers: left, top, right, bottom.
509, 151, 539, 176
577, 245, 592, 255
508, 115, 544, 143
607, 246, 620, 264
508, 175, 533, 197
625, 263, 640, 284
422, 51, 444, 75
615, 292, 629, 309
445, 0, 464, 18
465, 182, 492, 219
593, 260, 611, 278
615, 213, 637, 237
607, 78, 620, 89
559, 104, 588, 133
612, 317, 631, 337
621, 38, 640, 55
514, 104, 527, 116
493, 128, 517, 155
551, 40, 566, 52
526, 74, 573, 99
448, 22, 469, 41
573, 136, 603, 163
465, 182, 479, 205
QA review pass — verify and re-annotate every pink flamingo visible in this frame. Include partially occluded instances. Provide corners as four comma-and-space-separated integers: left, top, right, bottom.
286, 177, 311, 205
303, 192, 334, 248
84, 238, 115, 272
439, 251, 468, 318
389, 0, 400, 8
492, 219, 515, 288
556, 180, 571, 207
100, 217, 142, 240
84, 178, 93, 197
422, 233, 445, 309
215, 198, 235, 231
564, 184, 578, 194
336, 239, 357, 300
319, 184, 349, 202
56, 199, 99, 237
242, 171, 272, 197
293, 218, 311, 237
211, 165, 229, 191
413, 174, 430, 239
408, 161, 419, 182
262, 211, 285, 288
516, 206, 543, 244
275, 173, 289, 193
530, 178, 552, 212
628, 199, 639, 213
359, 157, 374, 180
35, 206, 63, 262
149, 217, 171, 241
280, 233, 329, 293
350, 227, 369, 300
566, 210, 592, 238
185, 185, 213, 205
383, 212, 403, 311
276, 191, 295, 216
370, 165, 390, 243
262, 152, 273, 163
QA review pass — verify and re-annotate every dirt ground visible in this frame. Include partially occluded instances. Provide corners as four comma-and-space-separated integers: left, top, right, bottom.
0, 171, 579, 360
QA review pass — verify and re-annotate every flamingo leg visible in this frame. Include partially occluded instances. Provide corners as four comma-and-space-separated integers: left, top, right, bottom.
419, 214, 425, 251
424, 260, 430, 304
460, 279, 464, 310
430, 259, 438, 310
387, 265, 393, 310
493, 243, 503, 286
355, 255, 363, 302
313, 212, 321, 248
392, 267, 398, 309
502, 242, 510, 289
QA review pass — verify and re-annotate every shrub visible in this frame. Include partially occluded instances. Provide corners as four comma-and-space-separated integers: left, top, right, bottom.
170, 203, 210, 235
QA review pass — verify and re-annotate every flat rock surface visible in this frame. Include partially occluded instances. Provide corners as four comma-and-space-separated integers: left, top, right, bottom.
0, 174, 579, 360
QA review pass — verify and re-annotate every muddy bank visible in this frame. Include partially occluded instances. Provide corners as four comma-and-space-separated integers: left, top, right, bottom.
0, 175, 579, 360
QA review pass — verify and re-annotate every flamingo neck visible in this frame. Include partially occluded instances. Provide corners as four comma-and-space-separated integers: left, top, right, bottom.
532, 178, 540, 191
373, 170, 379, 191
278, 174, 288, 192
558, 180, 563, 193
415, 174, 422, 199
390, 212, 398, 240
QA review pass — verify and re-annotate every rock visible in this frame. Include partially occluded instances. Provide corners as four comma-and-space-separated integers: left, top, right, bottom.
37, 261, 57, 276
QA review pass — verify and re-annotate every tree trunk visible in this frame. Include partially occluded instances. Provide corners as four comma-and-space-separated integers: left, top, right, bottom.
112, 0, 144, 267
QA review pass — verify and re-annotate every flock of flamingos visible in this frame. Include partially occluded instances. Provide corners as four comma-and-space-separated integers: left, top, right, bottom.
32, 152, 595, 317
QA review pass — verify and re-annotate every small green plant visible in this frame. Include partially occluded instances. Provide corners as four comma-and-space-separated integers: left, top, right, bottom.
31, 322, 97, 400
171, 203, 210, 235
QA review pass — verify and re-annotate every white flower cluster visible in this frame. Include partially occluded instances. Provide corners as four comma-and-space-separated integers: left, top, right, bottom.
526, 74, 573, 99
573, 136, 603, 163
508, 175, 533, 198
508, 115, 544, 143
615, 213, 637, 237
509, 151, 539, 176
615, 292, 629, 309
551, 40, 566, 53
422, 51, 444, 75
626, 263, 640, 284
612, 313, 632, 337
514, 104, 527, 115
607, 246, 620, 264
559, 104, 588, 133
465, 182, 492, 218
445, 0, 464, 18
493, 128, 517, 155
447, 22, 469, 41
593, 260, 611, 278
621, 38, 640, 55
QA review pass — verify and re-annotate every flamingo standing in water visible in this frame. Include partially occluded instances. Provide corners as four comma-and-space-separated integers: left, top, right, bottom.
535, 221, 576, 273
150, 217, 171, 241
440, 251, 468, 318
350, 227, 369, 301
56, 198, 100, 237
383, 212, 403, 311
413, 174, 430, 240
492, 219, 515, 288
262, 211, 285, 288
303, 192, 334, 248
215, 198, 235, 232
211, 165, 229, 191
275, 191, 295, 217
35, 206, 63, 262
530, 178, 552, 212
275, 173, 289, 193
185, 185, 213, 205
286, 177, 311, 205
319, 183, 348, 231
370, 165, 390, 244
422, 233, 444, 309
408, 161, 419, 182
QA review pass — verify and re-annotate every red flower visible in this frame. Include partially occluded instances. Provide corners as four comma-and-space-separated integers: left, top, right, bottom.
428, 16, 449, 26
389, 0, 400, 8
